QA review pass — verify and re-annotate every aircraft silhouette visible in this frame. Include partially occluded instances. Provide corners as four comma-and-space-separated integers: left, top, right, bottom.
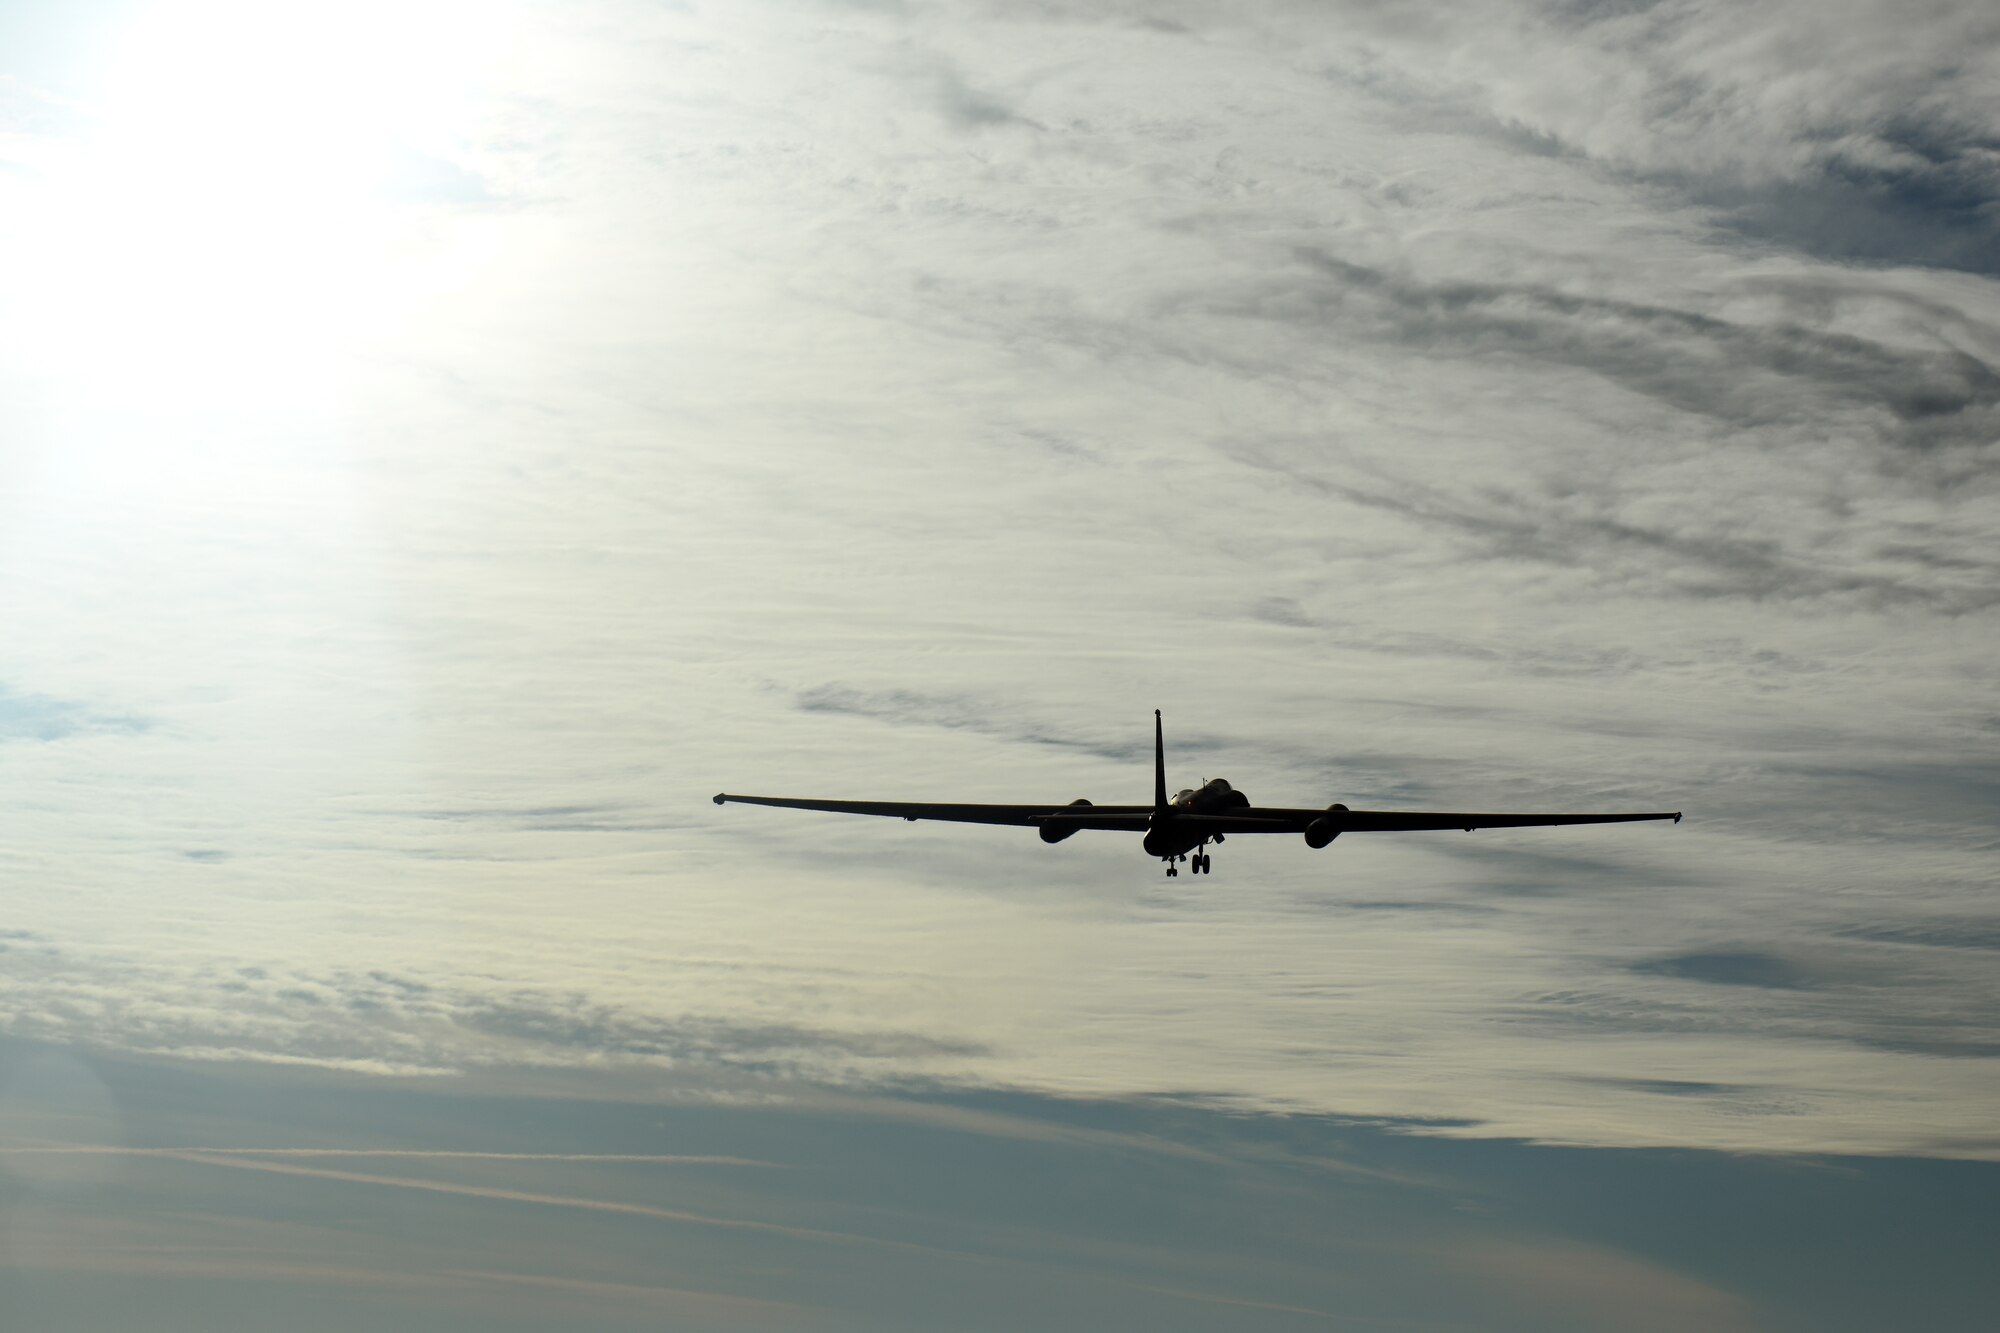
714, 711, 1681, 876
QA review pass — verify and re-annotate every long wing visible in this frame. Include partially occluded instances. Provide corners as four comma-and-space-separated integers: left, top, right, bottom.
713, 795, 1678, 834
1213, 807, 1682, 834
711, 793, 1153, 831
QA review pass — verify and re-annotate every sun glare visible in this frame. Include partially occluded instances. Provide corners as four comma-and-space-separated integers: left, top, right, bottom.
10, 0, 513, 461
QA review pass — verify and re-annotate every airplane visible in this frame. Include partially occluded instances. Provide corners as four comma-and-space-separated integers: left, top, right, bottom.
713, 711, 1681, 876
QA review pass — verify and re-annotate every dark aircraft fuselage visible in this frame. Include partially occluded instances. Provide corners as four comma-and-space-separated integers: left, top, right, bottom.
1142, 778, 1248, 860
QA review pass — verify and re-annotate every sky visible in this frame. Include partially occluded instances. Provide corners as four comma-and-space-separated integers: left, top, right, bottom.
1, 0, 1997, 1327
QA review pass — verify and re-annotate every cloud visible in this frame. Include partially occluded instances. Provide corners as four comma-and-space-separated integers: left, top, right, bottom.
0, 951, 998, 1085
11, 1044, 1996, 1331
1629, 949, 1815, 989
0, 1147, 777, 1165
795, 684, 1183, 763
1451, 1236, 1763, 1333
925, 58, 1041, 132
438, 1270, 815, 1322
1577, 1075, 1746, 1098
0, 0, 1996, 1172
1266, 249, 2000, 455
1839, 919, 2000, 953
452, 994, 993, 1071
0, 684, 148, 742
1090, 0, 2000, 273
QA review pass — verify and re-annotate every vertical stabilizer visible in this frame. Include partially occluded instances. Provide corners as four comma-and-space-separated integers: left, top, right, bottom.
1153, 709, 1168, 813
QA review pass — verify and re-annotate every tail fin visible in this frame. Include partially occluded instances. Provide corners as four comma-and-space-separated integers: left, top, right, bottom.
1153, 709, 1168, 813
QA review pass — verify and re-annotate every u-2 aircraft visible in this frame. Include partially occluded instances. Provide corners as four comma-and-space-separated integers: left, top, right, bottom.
714, 712, 1680, 876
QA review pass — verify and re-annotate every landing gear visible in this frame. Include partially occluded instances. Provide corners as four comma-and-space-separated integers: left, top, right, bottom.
1192, 852, 1211, 874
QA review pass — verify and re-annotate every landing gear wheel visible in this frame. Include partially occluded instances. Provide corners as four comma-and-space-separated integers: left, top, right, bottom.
1166, 865, 1178, 877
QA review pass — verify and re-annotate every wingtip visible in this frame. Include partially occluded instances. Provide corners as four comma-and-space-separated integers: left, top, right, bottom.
1674, 812, 1682, 824
713, 793, 727, 805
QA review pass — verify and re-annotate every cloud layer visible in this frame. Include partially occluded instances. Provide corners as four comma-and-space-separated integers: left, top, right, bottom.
0, 0, 1995, 1162
5, 1039, 1997, 1332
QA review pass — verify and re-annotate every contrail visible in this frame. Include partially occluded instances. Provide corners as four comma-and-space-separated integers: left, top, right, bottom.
0, 1147, 776, 1166
129, 1151, 973, 1256
4, 1143, 1336, 1319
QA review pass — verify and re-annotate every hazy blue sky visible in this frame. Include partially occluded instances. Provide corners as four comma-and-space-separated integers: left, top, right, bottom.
2, 0, 1997, 1327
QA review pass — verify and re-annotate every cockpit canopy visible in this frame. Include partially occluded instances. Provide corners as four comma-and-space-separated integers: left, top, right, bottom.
1173, 777, 1235, 806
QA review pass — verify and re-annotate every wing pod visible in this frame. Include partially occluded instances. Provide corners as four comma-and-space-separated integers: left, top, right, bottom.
1039, 798, 1094, 844
1304, 803, 1349, 849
